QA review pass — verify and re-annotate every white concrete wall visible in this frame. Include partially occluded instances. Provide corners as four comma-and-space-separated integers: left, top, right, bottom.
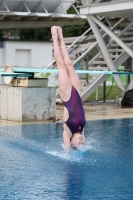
0, 48, 4, 84
22, 87, 55, 121
0, 48, 3, 67
0, 86, 24, 121
3, 40, 52, 68
0, 85, 56, 122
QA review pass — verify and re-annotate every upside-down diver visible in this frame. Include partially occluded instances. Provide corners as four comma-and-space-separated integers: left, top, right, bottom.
51, 26, 86, 150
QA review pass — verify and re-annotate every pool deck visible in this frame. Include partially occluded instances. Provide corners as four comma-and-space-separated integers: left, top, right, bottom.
56, 102, 133, 121
0, 102, 133, 126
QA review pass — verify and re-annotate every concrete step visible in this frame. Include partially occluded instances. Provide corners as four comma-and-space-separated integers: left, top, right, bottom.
88, 66, 109, 70
93, 61, 107, 65
120, 37, 133, 41
80, 78, 94, 84
108, 49, 123, 52
128, 27, 133, 30
99, 54, 119, 58
85, 73, 104, 77
111, 43, 131, 47
123, 32, 133, 36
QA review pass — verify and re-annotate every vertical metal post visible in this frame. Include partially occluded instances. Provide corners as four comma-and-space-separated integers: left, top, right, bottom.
126, 57, 133, 90
85, 55, 89, 84
125, 57, 132, 87
103, 81, 106, 102
96, 88, 98, 100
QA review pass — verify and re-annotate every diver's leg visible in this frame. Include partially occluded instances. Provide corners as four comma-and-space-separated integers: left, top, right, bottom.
51, 26, 72, 149
57, 26, 81, 95
51, 26, 71, 101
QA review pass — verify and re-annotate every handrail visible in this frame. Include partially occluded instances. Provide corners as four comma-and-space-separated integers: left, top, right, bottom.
73, 18, 124, 66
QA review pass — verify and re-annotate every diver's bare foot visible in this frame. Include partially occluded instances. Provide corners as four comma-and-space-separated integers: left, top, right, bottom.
51, 26, 58, 40
57, 26, 63, 40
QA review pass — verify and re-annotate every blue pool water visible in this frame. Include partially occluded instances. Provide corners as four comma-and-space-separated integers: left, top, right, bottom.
0, 118, 133, 200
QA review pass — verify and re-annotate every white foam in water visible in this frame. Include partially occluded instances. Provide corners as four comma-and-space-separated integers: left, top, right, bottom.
85, 132, 102, 152
41, 133, 101, 162
46, 150, 71, 160
46, 149, 85, 162
46, 144, 90, 162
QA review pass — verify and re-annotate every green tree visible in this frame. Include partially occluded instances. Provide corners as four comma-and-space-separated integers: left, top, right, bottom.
0, 30, 3, 39
63, 22, 90, 37
63, 1, 89, 37
18, 28, 51, 40
18, 1, 89, 40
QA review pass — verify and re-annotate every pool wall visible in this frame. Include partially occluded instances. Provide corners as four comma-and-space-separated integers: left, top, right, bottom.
0, 86, 56, 122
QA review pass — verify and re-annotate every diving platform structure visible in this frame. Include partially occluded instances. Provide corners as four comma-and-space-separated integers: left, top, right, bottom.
0, 0, 86, 29
1, 0, 133, 103
52, 0, 133, 102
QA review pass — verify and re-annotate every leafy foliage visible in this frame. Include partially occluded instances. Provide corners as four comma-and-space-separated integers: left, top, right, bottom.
0, 30, 3, 39
63, 22, 89, 37
18, 28, 51, 40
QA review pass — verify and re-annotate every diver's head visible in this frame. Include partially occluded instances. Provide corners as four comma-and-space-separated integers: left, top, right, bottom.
70, 133, 85, 149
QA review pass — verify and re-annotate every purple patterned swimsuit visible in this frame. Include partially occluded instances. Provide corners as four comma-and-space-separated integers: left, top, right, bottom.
62, 86, 86, 134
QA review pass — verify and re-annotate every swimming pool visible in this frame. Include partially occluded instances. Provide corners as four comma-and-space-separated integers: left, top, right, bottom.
0, 118, 133, 200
